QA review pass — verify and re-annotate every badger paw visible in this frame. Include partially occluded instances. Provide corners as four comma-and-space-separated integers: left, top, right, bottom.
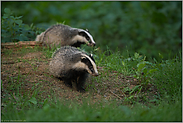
64, 81, 72, 88
77, 87, 85, 93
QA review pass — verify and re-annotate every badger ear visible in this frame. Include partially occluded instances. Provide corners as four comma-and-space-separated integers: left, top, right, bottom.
85, 29, 89, 32
89, 54, 93, 58
90, 54, 96, 63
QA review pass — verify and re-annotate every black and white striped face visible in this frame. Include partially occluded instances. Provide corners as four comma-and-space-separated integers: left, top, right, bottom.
70, 27, 96, 47
73, 53, 98, 76
78, 29, 96, 46
81, 54, 98, 76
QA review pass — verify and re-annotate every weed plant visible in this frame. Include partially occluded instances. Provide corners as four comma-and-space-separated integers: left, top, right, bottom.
1, 8, 44, 43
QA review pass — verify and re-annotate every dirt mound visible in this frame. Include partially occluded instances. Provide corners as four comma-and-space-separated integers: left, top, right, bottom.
1, 45, 158, 105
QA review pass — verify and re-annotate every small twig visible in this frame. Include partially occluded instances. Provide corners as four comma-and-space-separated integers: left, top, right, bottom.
1, 41, 41, 49
2, 61, 16, 64
110, 90, 122, 99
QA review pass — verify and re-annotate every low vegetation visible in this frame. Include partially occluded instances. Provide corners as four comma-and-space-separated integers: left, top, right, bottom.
1, 45, 182, 122
1, 2, 182, 121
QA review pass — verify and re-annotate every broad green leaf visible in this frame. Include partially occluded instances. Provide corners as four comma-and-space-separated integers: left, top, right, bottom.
137, 62, 146, 71
24, 24, 30, 30
15, 20, 22, 25
148, 69, 157, 74
4, 8, 11, 14
15, 16, 23, 19
159, 53, 163, 59
10, 16, 15, 19
19, 34, 29, 41
122, 61, 125, 66
134, 52, 140, 59
2, 14, 9, 19
143, 67, 148, 74
29, 97, 37, 105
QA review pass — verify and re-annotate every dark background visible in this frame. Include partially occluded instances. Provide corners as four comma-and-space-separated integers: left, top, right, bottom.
1, 1, 182, 60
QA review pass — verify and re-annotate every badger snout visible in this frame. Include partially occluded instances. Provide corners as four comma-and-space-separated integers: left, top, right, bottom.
92, 72, 99, 76
88, 42, 96, 47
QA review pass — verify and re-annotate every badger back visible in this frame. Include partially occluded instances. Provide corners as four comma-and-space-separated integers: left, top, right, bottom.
42, 24, 76, 47
35, 24, 96, 48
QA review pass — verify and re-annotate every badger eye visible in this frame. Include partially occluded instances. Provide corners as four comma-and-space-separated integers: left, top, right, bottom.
86, 37, 90, 41
90, 67, 94, 73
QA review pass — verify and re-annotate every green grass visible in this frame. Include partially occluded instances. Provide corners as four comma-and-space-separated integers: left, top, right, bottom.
153, 57, 182, 101
1, 46, 182, 122
1, 98, 182, 122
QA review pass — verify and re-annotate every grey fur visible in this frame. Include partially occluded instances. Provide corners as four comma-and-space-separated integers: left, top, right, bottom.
49, 46, 98, 92
35, 24, 95, 48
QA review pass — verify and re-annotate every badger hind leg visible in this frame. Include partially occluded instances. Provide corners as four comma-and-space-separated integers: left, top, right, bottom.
76, 72, 88, 92
35, 32, 44, 42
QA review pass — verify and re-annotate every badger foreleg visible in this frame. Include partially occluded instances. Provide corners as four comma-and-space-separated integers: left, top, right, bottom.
63, 78, 73, 88
76, 72, 88, 92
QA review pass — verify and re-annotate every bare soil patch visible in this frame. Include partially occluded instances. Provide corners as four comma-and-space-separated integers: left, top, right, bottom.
1, 45, 158, 105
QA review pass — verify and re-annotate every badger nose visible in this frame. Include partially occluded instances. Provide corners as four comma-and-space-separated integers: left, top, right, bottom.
93, 72, 99, 76
91, 43, 96, 47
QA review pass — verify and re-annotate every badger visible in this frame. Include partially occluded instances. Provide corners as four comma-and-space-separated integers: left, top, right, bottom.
49, 46, 99, 92
35, 24, 96, 48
